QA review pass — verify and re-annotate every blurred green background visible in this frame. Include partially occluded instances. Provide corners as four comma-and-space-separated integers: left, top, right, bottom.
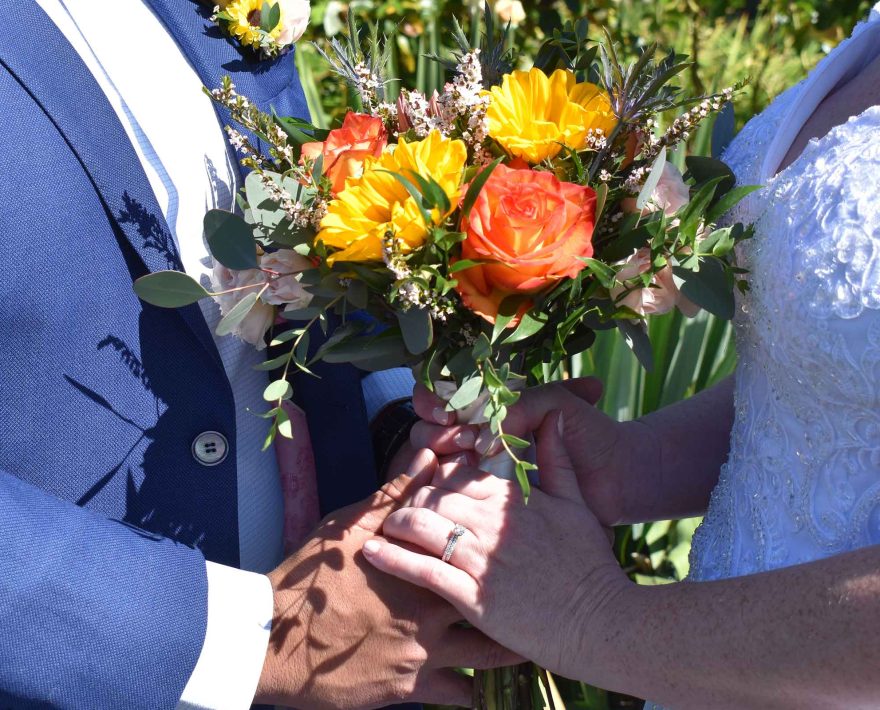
297, 1, 871, 706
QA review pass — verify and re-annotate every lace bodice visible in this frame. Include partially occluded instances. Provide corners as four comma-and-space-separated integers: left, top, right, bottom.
687, 6, 880, 583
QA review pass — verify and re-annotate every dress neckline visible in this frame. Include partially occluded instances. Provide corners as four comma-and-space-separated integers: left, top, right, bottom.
761, 6, 880, 182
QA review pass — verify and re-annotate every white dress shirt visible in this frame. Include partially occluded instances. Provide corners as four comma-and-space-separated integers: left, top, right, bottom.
36, 1, 277, 707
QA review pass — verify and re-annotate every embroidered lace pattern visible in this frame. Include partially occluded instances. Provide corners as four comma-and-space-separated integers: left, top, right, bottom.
688, 42, 880, 584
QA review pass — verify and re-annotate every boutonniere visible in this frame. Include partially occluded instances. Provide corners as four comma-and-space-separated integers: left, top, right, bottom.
211, 0, 310, 59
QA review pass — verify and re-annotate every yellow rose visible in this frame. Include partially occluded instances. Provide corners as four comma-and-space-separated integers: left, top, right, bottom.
486, 68, 616, 164
318, 131, 468, 264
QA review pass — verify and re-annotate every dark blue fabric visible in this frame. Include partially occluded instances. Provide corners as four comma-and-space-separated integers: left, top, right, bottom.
0, 1, 382, 707
145, 0, 382, 515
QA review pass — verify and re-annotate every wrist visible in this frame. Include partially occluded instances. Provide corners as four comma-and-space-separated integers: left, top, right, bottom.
570, 570, 647, 690
254, 567, 305, 706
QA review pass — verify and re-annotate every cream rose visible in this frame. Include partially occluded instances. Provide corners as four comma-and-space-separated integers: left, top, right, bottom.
494, 0, 526, 26
211, 263, 276, 349
611, 247, 700, 317
276, 0, 311, 46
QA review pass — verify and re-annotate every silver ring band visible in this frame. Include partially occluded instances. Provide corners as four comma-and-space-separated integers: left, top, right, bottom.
441, 523, 467, 563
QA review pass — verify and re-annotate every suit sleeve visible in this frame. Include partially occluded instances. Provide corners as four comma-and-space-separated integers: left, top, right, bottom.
0, 468, 208, 710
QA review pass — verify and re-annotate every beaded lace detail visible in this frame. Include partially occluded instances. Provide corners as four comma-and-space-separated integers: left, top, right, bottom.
687, 14, 880, 583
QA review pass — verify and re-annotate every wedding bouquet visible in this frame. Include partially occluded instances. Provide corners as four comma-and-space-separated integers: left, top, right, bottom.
134, 9, 752, 707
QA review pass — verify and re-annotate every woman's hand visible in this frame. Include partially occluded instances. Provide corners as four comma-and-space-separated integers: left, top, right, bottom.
362, 412, 631, 681
410, 379, 657, 526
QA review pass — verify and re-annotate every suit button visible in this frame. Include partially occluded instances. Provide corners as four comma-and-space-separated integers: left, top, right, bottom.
192, 431, 229, 466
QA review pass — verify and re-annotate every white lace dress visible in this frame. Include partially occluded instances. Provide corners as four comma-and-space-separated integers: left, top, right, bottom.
688, 2, 880, 584
646, 5, 880, 707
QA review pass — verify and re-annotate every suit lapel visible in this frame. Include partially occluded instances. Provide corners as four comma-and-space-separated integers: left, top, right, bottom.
2, 1, 224, 370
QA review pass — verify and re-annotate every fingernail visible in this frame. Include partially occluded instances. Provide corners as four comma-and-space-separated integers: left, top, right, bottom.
447, 452, 470, 467
363, 540, 381, 556
557, 412, 565, 437
453, 429, 476, 449
433, 407, 452, 425
475, 429, 498, 456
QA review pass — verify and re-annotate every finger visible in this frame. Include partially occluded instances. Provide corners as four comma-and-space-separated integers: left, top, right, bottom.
557, 376, 604, 405
410, 420, 480, 454
435, 627, 524, 670
535, 411, 584, 503
413, 670, 472, 708
433, 462, 500, 499
497, 378, 605, 444
382, 506, 485, 574
362, 536, 480, 613
362, 449, 439, 529
413, 383, 456, 425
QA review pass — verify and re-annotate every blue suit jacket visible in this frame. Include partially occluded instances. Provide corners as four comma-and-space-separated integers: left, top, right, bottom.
0, 2, 398, 707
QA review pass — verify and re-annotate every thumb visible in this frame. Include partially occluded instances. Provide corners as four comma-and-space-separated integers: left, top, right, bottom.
535, 411, 584, 503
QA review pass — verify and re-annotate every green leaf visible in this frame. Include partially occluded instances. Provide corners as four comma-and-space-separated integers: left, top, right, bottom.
684, 156, 736, 195
447, 375, 484, 410
502, 312, 548, 344
263, 379, 292, 402
616, 319, 654, 371
320, 330, 409, 366
594, 182, 609, 222
460, 157, 504, 218
378, 170, 432, 226
397, 307, 433, 355
260, 0, 281, 32
269, 328, 304, 347
514, 461, 532, 503
276, 406, 293, 439
254, 352, 293, 371
636, 147, 666, 211
134, 270, 209, 308
677, 176, 725, 240
582, 257, 617, 289
501, 433, 530, 449
673, 259, 734, 320
706, 185, 762, 225
204, 209, 258, 269
216, 292, 259, 337
449, 259, 489, 273
409, 172, 451, 215
491, 295, 527, 343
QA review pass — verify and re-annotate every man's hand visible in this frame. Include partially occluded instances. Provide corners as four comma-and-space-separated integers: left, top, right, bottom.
254, 451, 518, 709
410, 379, 659, 527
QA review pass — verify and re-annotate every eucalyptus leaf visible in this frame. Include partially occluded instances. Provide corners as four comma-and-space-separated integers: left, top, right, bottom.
276, 407, 293, 439
673, 259, 734, 320
216, 292, 259, 337
263, 379, 292, 402
397, 307, 433, 355
204, 209, 258, 270
447, 375, 484, 410
134, 270, 209, 308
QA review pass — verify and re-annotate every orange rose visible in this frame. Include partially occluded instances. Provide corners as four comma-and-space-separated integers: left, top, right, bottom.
301, 113, 388, 195
456, 164, 597, 324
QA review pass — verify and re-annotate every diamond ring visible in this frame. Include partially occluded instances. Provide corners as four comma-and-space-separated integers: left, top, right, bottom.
441, 523, 467, 563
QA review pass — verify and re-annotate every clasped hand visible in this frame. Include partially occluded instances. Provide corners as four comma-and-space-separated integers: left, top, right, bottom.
362, 401, 634, 685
